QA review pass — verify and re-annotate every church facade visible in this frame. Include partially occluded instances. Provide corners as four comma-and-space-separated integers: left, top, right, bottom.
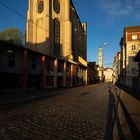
25, 0, 87, 88
26, 0, 87, 61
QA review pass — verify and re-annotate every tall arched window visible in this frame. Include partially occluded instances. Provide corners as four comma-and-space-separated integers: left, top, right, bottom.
54, 19, 60, 56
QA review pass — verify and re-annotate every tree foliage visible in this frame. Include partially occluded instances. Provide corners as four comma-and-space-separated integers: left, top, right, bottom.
0, 28, 23, 46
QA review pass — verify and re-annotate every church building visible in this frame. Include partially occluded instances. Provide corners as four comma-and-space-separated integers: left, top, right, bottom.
25, 0, 88, 88
26, 0, 87, 61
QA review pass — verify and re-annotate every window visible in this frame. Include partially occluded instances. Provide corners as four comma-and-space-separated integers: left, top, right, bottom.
131, 56, 135, 62
66, 64, 70, 73
54, 19, 60, 56
31, 57, 36, 70
58, 61, 63, 72
8, 50, 15, 67
132, 34, 137, 40
46, 60, 52, 71
54, 19, 60, 44
38, 0, 44, 14
131, 68, 136, 75
54, 0, 60, 14
132, 45, 136, 50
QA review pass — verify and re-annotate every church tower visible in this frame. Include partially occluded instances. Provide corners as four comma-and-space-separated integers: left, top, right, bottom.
98, 48, 103, 67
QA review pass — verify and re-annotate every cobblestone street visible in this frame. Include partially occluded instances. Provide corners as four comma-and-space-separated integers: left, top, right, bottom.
1, 83, 140, 140
0, 0, 140, 139
0, 83, 110, 140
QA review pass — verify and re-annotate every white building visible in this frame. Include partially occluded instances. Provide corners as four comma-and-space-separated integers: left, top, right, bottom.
104, 68, 113, 82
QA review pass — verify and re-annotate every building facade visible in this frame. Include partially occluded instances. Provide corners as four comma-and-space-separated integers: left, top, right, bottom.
120, 26, 140, 88
134, 51, 140, 90
26, 0, 87, 88
26, 0, 87, 60
87, 62, 99, 84
0, 40, 86, 89
112, 52, 120, 84
103, 68, 113, 82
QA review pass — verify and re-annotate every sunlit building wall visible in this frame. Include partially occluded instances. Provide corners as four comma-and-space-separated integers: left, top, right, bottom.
112, 52, 120, 84
120, 26, 140, 88
103, 68, 113, 82
26, 0, 87, 61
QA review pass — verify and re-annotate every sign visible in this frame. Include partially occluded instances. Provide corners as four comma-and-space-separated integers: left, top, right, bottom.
78, 56, 87, 67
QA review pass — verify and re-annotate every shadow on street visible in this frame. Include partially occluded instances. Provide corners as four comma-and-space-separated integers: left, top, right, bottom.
117, 85, 140, 102
105, 86, 140, 140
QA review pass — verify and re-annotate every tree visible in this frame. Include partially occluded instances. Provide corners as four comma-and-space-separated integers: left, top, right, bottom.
0, 28, 23, 46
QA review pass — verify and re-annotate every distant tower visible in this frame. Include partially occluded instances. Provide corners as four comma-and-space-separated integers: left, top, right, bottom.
98, 48, 103, 67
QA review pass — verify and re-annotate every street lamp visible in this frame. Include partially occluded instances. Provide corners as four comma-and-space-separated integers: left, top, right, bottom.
103, 42, 108, 47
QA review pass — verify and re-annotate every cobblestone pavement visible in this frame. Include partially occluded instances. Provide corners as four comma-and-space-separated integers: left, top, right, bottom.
0, 83, 111, 140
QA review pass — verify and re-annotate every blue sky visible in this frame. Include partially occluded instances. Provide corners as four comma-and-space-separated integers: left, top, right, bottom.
0, 0, 140, 67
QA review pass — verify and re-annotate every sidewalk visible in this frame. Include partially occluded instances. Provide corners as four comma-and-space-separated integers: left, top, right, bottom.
112, 85, 140, 140
117, 85, 140, 101
0, 84, 102, 105
0, 88, 72, 108
0, 84, 101, 109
